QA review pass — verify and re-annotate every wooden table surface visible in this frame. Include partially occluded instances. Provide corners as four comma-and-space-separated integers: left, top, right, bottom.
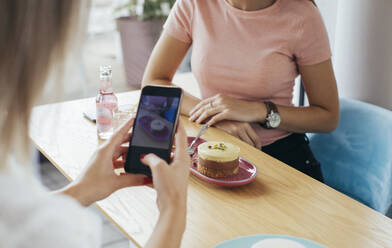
30, 90, 392, 248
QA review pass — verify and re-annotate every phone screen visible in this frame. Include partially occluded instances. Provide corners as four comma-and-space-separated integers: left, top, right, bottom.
131, 95, 179, 149
125, 86, 182, 176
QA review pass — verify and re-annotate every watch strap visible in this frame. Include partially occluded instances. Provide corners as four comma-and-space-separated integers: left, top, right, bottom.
266, 101, 278, 114
260, 101, 278, 129
264, 101, 272, 120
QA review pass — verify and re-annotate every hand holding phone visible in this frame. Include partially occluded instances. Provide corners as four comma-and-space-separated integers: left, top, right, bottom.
141, 121, 190, 209
125, 86, 183, 176
67, 118, 147, 206
137, 121, 190, 248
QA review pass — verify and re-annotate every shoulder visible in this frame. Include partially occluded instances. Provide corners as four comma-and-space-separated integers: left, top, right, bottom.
279, 0, 322, 22
0, 171, 101, 248
279, 0, 326, 39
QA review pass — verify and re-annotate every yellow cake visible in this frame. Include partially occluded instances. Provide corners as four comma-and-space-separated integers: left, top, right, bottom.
197, 141, 240, 178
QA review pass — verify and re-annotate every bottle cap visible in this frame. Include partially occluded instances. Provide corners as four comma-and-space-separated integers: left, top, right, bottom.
100, 65, 112, 80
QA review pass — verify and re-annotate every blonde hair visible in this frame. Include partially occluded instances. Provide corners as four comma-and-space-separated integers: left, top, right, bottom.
0, 0, 83, 168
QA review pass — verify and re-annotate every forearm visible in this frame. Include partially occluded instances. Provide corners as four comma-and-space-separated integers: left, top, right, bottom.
56, 181, 95, 207
251, 101, 339, 133
142, 79, 201, 116
277, 104, 339, 133
145, 206, 186, 248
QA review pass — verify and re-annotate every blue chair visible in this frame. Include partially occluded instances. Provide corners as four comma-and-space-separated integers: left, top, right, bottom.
308, 98, 392, 214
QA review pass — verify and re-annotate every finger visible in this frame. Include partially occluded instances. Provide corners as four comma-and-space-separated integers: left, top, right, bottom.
113, 159, 124, 169
121, 131, 132, 144
189, 104, 210, 122
195, 107, 222, 124
170, 151, 174, 160
189, 97, 213, 116
189, 102, 206, 117
238, 129, 255, 147
141, 153, 167, 174
113, 145, 129, 159
173, 121, 189, 163
245, 125, 262, 149
207, 112, 228, 126
109, 118, 135, 149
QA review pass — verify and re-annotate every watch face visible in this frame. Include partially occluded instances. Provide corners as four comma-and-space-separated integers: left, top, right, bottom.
269, 113, 281, 128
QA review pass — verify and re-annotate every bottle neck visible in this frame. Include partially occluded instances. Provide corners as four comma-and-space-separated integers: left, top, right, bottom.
100, 77, 113, 93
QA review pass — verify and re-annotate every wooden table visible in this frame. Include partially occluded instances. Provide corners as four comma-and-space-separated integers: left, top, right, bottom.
30, 90, 392, 248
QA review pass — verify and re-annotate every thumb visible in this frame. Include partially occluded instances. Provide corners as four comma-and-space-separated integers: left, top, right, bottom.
107, 118, 134, 150
141, 153, 167, 175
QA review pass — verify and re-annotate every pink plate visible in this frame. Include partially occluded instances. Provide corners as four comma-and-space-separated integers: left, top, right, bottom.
187, 137, 257, 187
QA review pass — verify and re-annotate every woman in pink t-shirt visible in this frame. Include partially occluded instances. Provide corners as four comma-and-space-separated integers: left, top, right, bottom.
142, 0, 339, 182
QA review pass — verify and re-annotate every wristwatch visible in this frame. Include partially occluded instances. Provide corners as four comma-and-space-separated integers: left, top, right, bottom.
260, 101, 281, 129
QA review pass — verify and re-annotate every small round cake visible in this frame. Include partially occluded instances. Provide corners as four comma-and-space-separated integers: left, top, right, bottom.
150, 119, 165, 134
197, 141, 240, 178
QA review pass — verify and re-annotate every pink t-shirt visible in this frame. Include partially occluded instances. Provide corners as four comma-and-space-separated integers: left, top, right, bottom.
164, 0, 332, 146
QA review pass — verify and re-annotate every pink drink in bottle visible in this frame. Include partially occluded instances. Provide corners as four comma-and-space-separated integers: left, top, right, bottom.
96, 65, 118, 139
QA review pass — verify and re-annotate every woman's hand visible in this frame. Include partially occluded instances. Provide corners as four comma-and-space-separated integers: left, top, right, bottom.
142, 122, 190, 248
214, 120, 262, 149
141, 121, 190, 214
189, 94, 266, 126
61, 118, 148, 206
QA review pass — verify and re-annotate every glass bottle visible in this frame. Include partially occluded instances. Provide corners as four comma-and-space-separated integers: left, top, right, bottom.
96, 65, 118, 139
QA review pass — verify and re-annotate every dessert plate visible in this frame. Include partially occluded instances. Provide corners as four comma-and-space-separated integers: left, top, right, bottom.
187, 137, 257, 187
139, 115, 170, 141
214, 234, 325, 248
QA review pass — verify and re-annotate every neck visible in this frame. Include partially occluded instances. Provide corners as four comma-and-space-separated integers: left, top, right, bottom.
226, 0, 276, 11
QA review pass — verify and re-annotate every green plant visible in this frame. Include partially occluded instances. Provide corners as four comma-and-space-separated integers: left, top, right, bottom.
115, 0, 176, 21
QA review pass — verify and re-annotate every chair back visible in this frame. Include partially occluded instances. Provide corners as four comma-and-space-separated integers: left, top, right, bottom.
309, 98, 392, 214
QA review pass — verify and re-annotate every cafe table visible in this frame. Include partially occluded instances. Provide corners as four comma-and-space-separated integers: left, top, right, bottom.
30, 90, 392, 248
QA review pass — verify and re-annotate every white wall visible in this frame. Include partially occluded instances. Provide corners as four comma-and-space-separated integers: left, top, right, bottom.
334, 0, 392, 110
316, 0, 339, 53
313, 0, 392, 110
293, 0, 339, 106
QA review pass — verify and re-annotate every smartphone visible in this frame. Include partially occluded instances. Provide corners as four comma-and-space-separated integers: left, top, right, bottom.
124, 85, 183, 176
